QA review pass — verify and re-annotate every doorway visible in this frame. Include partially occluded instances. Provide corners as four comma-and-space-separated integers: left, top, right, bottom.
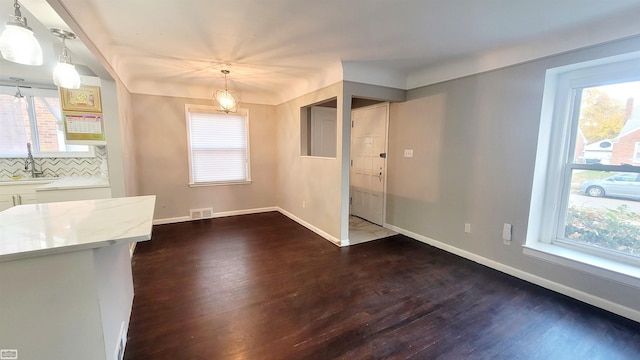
349, 102, 395, 244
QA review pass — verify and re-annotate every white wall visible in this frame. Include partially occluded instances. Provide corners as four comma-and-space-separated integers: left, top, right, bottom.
116, 81, 139, 196
101, 79, 127, 197
386, 35, 640, 320
130, 94, 277, 221
276, 83, 344, 242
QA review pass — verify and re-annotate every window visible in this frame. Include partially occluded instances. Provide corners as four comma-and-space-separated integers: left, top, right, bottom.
634, 142, 640, 161
185, 104, 250, 185
0, 85, 91, 157
527, 53, 640, 283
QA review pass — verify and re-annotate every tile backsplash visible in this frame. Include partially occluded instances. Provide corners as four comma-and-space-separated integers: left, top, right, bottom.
0, 146, 107, 180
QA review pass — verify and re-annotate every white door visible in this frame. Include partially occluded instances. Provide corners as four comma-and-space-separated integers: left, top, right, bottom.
310, 106, 337, 157
350, 103, 388, 225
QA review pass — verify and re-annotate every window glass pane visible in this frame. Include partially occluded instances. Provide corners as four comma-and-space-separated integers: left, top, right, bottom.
0, 86, 90, 156
34, 96, 63, 152
0, 94, 31, 155
573, 81, 640, 165
33, 95, 89, 154
565, 169, 640, 256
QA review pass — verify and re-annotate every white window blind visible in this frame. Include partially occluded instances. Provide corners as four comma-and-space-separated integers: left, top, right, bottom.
186, 106, 250, 184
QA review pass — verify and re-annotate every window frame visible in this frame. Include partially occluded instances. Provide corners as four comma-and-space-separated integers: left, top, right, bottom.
526, 52, 640, 286
0, 85, 94, 158
185, 104, 251, 187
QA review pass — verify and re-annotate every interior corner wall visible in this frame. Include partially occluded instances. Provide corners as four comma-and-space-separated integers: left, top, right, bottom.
276, 82, 344, 241
130, 94, 277, 220
115, 81, 139, 196
387, 35, 640, 315
100, 79, 126, 198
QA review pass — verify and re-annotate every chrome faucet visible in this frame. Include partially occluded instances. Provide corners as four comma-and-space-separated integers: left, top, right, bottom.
24, 143, 43, 178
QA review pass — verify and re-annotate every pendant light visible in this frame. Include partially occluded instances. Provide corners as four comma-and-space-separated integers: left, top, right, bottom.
213, 70, 239, 114
11, 77, 24, 103
0, 0, 43, 65
51, 28, 81, 89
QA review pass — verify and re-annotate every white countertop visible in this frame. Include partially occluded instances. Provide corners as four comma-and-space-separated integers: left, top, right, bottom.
35, 176, 110, 191
0, 177, 58, 186
0, 196, 156, 262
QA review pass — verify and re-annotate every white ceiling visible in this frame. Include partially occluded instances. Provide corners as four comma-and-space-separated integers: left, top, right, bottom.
10, 0, 640, 104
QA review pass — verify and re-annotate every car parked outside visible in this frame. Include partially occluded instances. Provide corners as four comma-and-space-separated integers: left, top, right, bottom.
579, 172, 640, 200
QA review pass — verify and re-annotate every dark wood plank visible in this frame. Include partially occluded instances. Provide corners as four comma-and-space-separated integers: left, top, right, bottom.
124, 212, 640, 359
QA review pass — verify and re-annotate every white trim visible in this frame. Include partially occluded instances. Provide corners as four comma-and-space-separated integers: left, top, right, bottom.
188, 180, 252, 187
385, 223, 640, 324
349, 102, 390, 228
153, 216, 191, 225
184, 105, 251, 185
152, 207, 279, 225
211, 207, 278, 218
527, 54, 640, 263
152, 206, 346, 246
277, 207, 343, 247
523, 242, 640, 288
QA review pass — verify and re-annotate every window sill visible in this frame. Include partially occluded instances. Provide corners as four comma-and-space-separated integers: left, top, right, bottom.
523, 242, 640, 288
300, 155, 337, 160
189, 180, 252, 187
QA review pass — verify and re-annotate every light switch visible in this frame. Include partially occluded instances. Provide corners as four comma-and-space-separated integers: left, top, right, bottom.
503, 223, 512, 244
404, 149, 413, 157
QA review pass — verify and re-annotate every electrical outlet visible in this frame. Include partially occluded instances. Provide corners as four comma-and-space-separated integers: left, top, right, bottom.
404, 149, 413, 157
0, 349, 18, 360
464, 223, 471, 233
302, 200, 306, 208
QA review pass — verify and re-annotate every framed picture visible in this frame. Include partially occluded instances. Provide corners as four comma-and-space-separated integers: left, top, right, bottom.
60, 85, 102, 113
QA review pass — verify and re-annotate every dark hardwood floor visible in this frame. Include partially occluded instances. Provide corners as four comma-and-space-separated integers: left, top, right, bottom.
125, 212, 640, 359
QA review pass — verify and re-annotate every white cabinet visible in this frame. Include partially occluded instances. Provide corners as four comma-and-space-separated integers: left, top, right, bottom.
37, 187, 112, 203
0, 184, 42, 211
0, 195, 13, 212
35, 177, 111, 203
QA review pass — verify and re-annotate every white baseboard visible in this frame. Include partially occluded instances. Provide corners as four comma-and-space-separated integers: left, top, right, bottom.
153, 216, 191, 225
129, 242, 136, 258
152, 206, 343, 247
277, 207, 342, 246
385, 223, 640, 324
152, 207, 279, 225
211, 207, 278, 218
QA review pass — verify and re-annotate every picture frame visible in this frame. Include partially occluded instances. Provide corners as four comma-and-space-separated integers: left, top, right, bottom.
60, 85, 102, 113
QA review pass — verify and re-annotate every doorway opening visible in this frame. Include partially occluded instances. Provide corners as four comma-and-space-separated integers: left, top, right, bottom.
349, 100, 395, 244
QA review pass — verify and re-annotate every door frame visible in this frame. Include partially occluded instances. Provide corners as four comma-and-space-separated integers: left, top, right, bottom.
349, 102, 390, 226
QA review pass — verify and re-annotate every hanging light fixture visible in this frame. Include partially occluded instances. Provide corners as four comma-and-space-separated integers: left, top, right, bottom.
50, 28, 81, 89
10, 77, 24, 103
213, 70, 239, 114
0, 0, 43, 65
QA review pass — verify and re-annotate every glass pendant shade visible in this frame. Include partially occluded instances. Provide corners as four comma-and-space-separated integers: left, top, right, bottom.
0, 23, 43, 65
53, 62, 81, 89
214, 89, 238, 113
213, 70, 240, 113
51, 28, 81, 89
